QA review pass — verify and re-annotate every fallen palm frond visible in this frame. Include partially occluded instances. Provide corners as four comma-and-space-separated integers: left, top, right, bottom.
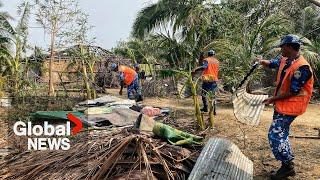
0, 127, 200, 180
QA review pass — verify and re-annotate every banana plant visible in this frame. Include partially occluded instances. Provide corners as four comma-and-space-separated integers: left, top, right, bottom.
206, 90, 215, 129
174, 69, 205, 130
3, 2, 30, 95
68, 45, 98, 100
0, 75, 6, 98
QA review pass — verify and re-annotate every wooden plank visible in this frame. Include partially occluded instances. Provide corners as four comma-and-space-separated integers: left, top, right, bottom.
188, 138, 253, 180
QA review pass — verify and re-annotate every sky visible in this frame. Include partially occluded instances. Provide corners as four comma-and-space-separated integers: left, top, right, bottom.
2, 0, 157, 51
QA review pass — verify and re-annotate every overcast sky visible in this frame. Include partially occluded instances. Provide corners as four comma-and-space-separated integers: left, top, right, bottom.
2, 0, 156, 51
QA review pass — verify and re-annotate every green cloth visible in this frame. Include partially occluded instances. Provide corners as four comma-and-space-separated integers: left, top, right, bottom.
30, 111, 84, 121
152, 122, 203, 145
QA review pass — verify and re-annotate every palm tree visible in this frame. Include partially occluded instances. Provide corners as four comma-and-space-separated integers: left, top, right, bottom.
131, 0, 319, 86
301, 37, 320, 67
308, 0, 320, 7
0, 1, 15, 75
132, 0, 215, 40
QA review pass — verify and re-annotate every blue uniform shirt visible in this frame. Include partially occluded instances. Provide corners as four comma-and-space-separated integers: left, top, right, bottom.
269, 56, 312, 94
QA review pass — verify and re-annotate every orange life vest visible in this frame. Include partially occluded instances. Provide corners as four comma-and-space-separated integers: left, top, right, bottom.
274, 55, 314, 116
119, 65, 137, 85
202, 56, 219, 82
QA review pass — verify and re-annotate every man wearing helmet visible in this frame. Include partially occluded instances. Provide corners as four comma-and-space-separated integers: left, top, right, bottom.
192, 50, 219, 112
110, 63, 143, 102
257, 34, 314, 179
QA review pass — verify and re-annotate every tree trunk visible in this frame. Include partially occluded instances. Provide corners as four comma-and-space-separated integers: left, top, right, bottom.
147, 62, 154, 78
89, 64, 96, 99
49, 30, 56, 96
12, 41, 21, 95
208, 99, 214, 128
14, 68, 19, 95
193, 94, 205, 130
82, 60, 91, 100
190, 76, 205, 130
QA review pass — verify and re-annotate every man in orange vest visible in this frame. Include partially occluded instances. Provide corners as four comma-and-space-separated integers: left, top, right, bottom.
192, 50, 219, 112
111, 63, 143, 102
257, 34, 314, 179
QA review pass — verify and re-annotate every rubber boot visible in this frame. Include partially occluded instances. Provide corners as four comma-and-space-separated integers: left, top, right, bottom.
271, 161, 296, 180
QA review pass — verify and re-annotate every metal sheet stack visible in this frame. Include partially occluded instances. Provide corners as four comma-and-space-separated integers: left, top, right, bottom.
232, 82, 268, 126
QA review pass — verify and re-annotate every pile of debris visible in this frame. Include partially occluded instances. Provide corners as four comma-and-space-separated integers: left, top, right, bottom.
0, 94, 203, 179
142, 78, 176, 97
0, 126, 200, 180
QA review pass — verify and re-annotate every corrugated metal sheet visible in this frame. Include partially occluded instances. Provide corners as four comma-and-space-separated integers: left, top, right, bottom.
188, 138, 253, 180
232, 83, 268, 126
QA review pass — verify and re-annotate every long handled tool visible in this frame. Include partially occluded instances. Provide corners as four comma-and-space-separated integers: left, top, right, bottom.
232, 60, 269, 126
235, 61, 260, 91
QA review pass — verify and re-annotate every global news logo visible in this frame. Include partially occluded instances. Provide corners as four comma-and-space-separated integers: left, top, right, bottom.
12, 113, 83, 151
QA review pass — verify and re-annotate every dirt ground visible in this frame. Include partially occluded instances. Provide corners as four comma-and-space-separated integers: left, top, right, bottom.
105, 88, 320, 179
0, 90, 319, 179
140, 97, 320, 180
